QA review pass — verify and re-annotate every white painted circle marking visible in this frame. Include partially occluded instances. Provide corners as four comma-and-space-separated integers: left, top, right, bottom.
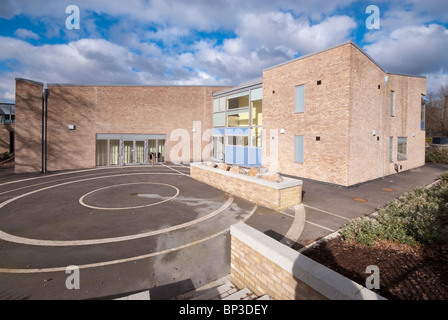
79, 182, 179, 210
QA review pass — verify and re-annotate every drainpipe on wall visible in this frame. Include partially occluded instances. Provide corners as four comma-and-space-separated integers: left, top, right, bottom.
42, 85, 48, 173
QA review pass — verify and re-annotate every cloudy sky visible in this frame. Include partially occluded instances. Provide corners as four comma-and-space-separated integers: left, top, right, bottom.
0, 0, 447, 102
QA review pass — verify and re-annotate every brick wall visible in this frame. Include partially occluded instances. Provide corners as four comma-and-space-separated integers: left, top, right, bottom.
262, 44, 352, 186
0, 125, 13, 154
15, 79, 43, 173
190, 163, 302, 211
15, 84, 230, 172
262, 42, 426, 187
231, 236, 326, 300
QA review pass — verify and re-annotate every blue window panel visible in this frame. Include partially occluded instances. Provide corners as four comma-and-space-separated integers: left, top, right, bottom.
225, 127, 249, 136
248, 147, 262, 167
294, 136, 304, 163
295, 85, 305, 113
225, 146, 249, 166
212, 128, 225, 136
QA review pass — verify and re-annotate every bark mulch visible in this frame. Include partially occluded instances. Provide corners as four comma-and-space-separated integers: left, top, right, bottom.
302, 237, 448, 300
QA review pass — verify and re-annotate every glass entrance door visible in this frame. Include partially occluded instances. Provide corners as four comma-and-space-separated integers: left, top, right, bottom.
148, 139, 166, 163
123, 141, 134, 165
96, 134, 166, 166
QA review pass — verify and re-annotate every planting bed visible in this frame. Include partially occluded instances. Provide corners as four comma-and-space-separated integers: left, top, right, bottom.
303, 236, 448, 300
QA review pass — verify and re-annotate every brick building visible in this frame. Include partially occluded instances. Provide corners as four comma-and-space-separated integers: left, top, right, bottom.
14, 41, 427, 187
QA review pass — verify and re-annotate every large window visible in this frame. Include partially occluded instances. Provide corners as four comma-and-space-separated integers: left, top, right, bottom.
227, 91, 249, 110
397, 137, 407, 161
227, 110, 249, 127
227, 136, 248, 147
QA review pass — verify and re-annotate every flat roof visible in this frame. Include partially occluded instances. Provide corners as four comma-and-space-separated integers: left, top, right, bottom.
0, 104, 15, 115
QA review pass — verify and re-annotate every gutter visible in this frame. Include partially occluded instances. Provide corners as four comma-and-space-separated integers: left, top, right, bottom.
42, 86, 48, 173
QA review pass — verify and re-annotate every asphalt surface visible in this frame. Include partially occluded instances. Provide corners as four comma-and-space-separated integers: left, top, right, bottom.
0, 162, 447, 300
0, 163, 293, 300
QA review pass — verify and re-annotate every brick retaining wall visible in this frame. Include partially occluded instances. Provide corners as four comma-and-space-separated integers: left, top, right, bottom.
190, 163, 302, 211
230, 222, 386, 300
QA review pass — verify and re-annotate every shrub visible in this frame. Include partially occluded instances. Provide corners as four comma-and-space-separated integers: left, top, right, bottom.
341, 174, 448, 247
426, 147, 448, 164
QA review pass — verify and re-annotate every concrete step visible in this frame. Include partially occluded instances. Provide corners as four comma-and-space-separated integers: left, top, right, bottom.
222, 287, 258, 300
191, 281, 237, 300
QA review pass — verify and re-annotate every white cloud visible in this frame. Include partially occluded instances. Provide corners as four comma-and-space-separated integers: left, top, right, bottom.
13, 28, 40, 40
364, 24, 448, 74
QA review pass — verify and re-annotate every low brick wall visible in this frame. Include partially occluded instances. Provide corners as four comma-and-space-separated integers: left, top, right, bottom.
190, 163, 302, 211
230, 222, 385, 300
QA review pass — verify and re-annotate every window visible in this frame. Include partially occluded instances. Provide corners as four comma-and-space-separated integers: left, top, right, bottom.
213, 112, 226, 127
227, 91, 249, 110
397, 137, 407, 161
389, 137, 393, 163
227, 136, 248, 147
251, 100, 262, 126
212, 136, 224, 161
227, 110, 249, 127
251, 127, 262, 147
96, 140, 108, 166
295, 85, 305, 113
294, 136, 304, 163
421, 94, 428, 130
390, 90, 395, 117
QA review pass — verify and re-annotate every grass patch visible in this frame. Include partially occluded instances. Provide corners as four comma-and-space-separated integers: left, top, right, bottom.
340, 172, 448, 247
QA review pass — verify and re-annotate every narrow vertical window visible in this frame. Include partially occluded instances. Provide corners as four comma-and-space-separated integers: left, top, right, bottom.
294, 136, 304, 163
389, 137, 393, 163
421, 94, 428, 130
397, 137, 407, 161
390, 90, 395, 117
295, 85, 305, 113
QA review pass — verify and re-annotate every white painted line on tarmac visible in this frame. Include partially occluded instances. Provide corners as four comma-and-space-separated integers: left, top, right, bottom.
162, 163, 189, 176
0, 196, 234, 247
0, 204, 258, 274
303, 204, 351, 221
305, 220, 335, 232
79, 182, 180, 210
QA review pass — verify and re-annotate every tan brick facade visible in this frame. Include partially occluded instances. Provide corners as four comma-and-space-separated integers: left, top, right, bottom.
15, 79, 43, 173
15, 82, 229, 173
262, 42, 426, 186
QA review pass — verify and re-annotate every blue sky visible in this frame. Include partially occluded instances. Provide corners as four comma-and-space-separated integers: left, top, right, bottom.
0, 0, 447, 102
